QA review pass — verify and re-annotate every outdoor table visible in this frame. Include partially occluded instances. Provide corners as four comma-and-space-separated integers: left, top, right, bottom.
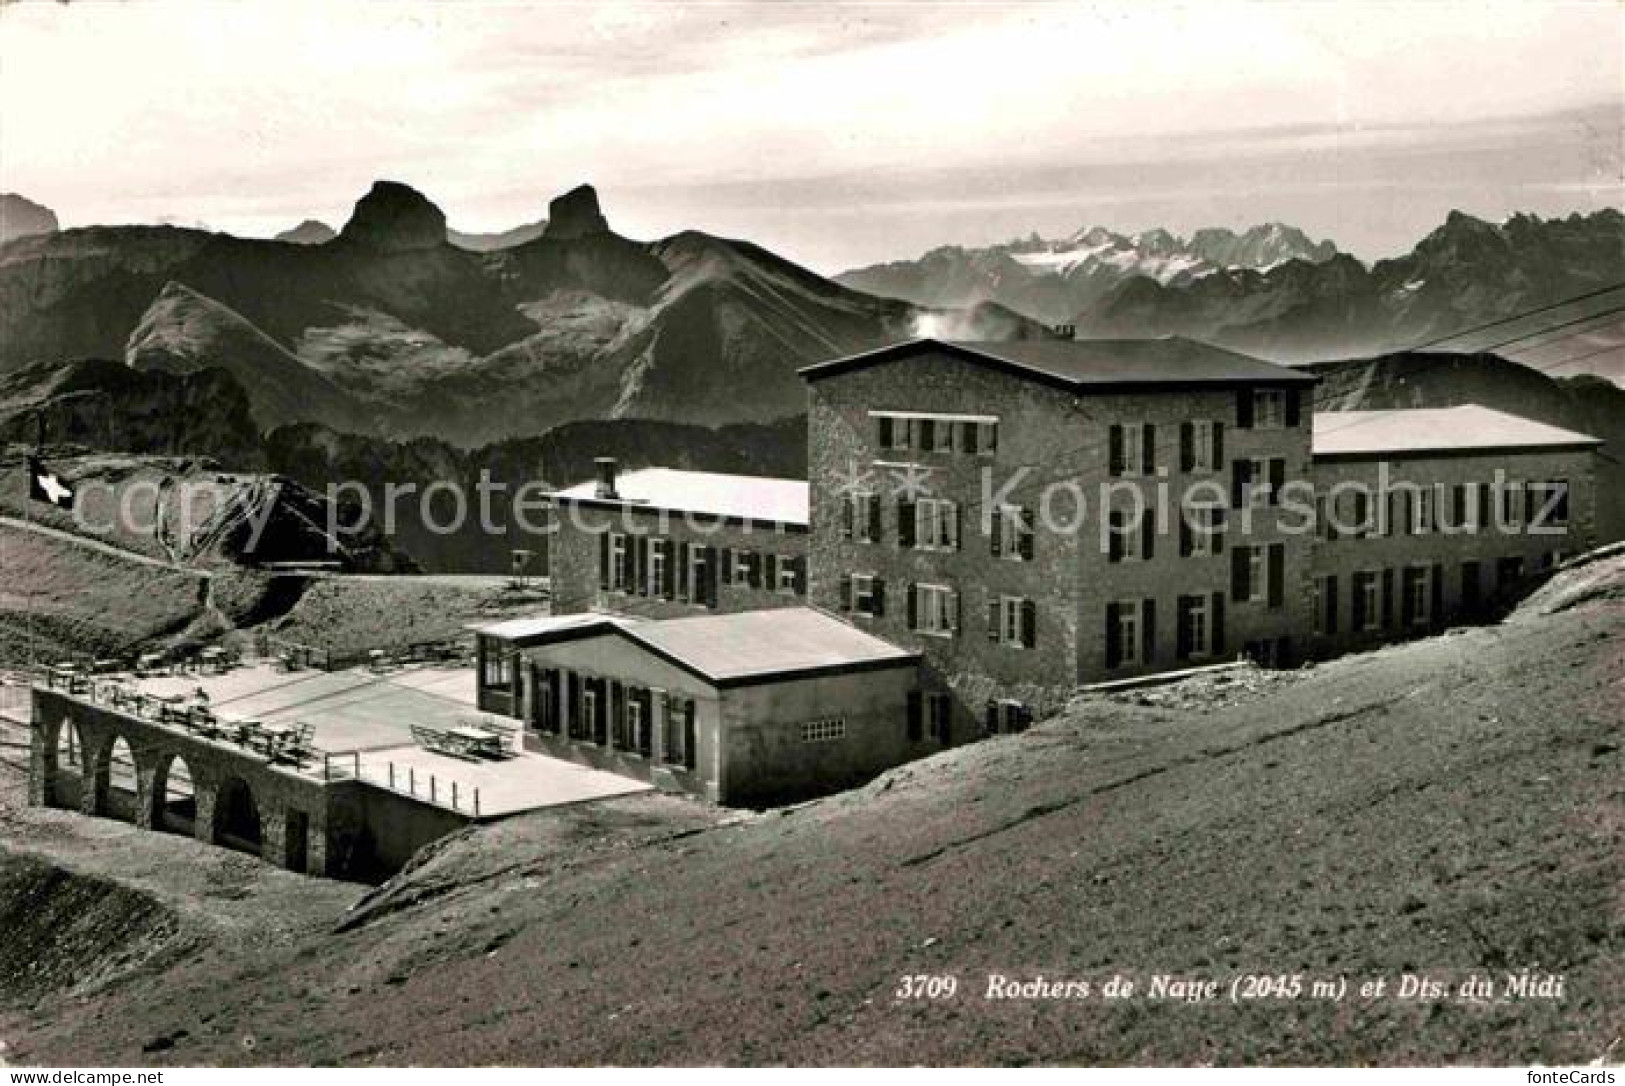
447, 725, 503, 758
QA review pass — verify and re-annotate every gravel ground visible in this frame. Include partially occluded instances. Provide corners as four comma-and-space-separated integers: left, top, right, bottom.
0, 559, 1620, 1067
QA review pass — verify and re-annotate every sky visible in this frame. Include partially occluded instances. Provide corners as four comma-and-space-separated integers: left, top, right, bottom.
2, 0, 1621, 273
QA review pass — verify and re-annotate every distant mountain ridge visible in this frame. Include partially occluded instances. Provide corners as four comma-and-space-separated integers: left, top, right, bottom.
0, 194, 58, 246
0, 180, 1048, 447
1080, 209, 1625, 367
837, 222, 1338, 323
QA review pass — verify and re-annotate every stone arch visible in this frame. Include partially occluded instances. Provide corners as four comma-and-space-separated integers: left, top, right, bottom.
98, 734, 140, 823
211, 775, 263, 856
150, 751, 199, 836
34, 710, 89, 810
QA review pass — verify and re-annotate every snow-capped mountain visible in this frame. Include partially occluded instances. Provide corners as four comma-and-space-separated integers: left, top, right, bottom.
835, 223, 1338, 323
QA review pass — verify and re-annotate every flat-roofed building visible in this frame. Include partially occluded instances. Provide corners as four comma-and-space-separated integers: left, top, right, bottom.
1306, 405, 1599, 655
472, 608, 923, 804
544, 458, 809, 620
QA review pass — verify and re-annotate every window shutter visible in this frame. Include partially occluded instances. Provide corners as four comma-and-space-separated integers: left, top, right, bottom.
1325, 574, 1338, 634
1211, 592, 1226, 656
990, 509, 1003, 558
839, 575, 852, 612
1285, 388, 1301, 428
907, 584, 918, 629
1352, 574, 1368, 631
1387, 491, 1403, 537
1108, 510, 1124, 563
1213, 507, 1226, 554
764, 553, 778, 591
984, 701, 999, 737
868, 494, 883, 541
1431, 563, 1444, 627
1143, 424, 1157, 476
872, 578, 885, 617
1018, 510, 1035, 561
1105, 603, 1121, 668
987, 597, 1001, 643
906, 690, 923, 741
749, 552, 762, 588
793, 556, 807, 595
1179, 511, 1193, 557
879, 415, 894, 449
1176, 597, 1192, 659
1213, 421, 1225, 467
962, 420, 978, 455
898, 498, 916, 548
703, 547, 719, 607
950, 589, 961, 634
598, 531, 611, 589
1267, 543, 1285, 608
841, 496, 854, 538
721, 548, 734, 583
1141, 598, 1156, 665
1180, 422, 1194, 472
663, 540, 677, 599
1452, 484, 1467, 529
636, 535, 650, 595
1231, 546, 1250, 602
1269, 459, 1285, 505
919, 418, 934, 452
1401, 569, 1416, 626
949, 502, 961, 551
1108, 424, 1124, 476
1021, 599, 1037, 648
1141, 508, 1155, 560
677, 541, 691, 601
1382, 568, 1396, 629
1231, 459, 1250, 509
1237, 389, 1255, 429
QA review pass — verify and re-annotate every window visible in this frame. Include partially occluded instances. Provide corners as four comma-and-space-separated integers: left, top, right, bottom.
1181, 502, 1223, 557
1497, 555, 1524, 587
1530, 480, 1570, 528
843, 492, 881, 542
1498, 481, 1525, 527
481, 646, 512, 688
1177, 595, 1210, 659
911, 583, 959, 636
1189, 419, 1219, 473
1354, 571, 1381, 631
875, 413, 997, 456
801, 717, 846, 743
843, 573, 884, 617
662, 697, 697, 770
775, 554, 800, 595
916, 498, 960, 551
911, 691, 953, 743
1111, 601, 1139, 666
1411, 487, 1435, 535
688, 547, 715, 608
1253, 389, 1286, 429
609, 533, 629, 590
1243, 546, 1266, 603
1403, 566, 1432, 626
730, 548, 754, 587
987, 595, 1037, 648
649, 542, 668, 597
1108, 507, 1151, 562
984, 700, 1032, 736
993, 505, 1034, 560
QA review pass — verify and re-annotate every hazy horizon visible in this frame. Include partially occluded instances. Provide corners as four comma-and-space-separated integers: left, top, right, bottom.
3, 1, 1620, 274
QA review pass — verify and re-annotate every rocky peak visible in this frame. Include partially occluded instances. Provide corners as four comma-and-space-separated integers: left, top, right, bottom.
339, 181, 447, 253
275, 219, 337, 245
1, 193, 60, 245
543, 184, 610, 240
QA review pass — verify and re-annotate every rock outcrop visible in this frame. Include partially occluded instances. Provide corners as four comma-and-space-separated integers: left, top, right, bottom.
1, 194, 59, 245
275, 220, 337, 245
338, 181, 447, 253
543, 184, 610, 240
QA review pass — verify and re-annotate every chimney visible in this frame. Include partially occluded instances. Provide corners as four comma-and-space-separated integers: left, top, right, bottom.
1053, 322, 1077, 340
594, 456, 619, 499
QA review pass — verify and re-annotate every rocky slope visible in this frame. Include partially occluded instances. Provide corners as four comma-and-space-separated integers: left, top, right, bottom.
837, 223, 1338, 324
0, 194, 58, 246
0, 181, 1047, 446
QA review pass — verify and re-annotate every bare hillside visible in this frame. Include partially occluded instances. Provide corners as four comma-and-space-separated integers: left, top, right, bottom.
0, 554, 1619, 1065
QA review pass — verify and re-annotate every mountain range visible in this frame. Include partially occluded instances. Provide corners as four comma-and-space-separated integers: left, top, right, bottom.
0, 181, 1045, 448
839, 211, 1625, 374
838, 223, 1338, 324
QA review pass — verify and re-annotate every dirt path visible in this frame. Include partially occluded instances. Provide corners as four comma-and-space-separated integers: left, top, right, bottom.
0, 515, 201, 576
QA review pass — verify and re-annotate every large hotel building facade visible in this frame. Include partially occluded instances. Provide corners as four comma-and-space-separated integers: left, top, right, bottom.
475, 337, 1600, 802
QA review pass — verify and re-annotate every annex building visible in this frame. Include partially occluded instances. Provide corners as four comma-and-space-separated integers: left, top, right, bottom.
473, 336, 1602, 802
